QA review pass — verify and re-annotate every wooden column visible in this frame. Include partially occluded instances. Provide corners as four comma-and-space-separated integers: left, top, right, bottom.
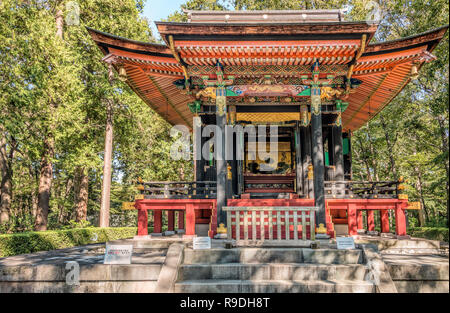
347, 203, 357, 236
153, 210, 162, 234
203, 63, 234, 228
295, 122, 303, 196
343, 131, 353, 180
301, 125, 313, 198
178, 211, 185, 230
137, 209, 148, 236
380, 209, 390, 233
216, 86, 227, 226
395, 204, 407, 236
167, 211, 175, 231
332, 125, 344, 182
185, 204, 196, 236
367, 210, 375, 231
357, 209, 363, 230
311, 86, 326, 226
193, 116, 203, 182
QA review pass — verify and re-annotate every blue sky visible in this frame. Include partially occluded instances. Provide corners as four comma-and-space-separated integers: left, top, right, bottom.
143, 0, 186, 40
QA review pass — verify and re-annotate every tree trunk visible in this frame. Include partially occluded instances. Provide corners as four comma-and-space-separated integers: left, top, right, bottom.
99, 99, 113, 228
74, 167, 88, 222
436, 117, 449, 227
35, 136, 54, 231
415, 167, 428, 226
35, 8, 64, 231
29, 165, 38, 220
0, 129, 12, 225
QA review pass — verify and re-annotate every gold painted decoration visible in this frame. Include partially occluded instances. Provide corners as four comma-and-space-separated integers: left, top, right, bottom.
398, 194, 409, 200
216, 86, 227, 116
307, 164, 314, 180
196, 87, 216, 99
135, 194, 144, 200
311, 94, 321, 115
406, 201, 421, 210
335, 111, 342, 127
122, 202, 136, 210
321, 86, 344, 101
300, 105, 310, 126
236, 112, 300, 123
216, 96, 226, 116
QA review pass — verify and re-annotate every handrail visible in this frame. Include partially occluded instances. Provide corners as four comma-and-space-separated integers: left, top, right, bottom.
223, 206, 318, 211
223, 206, 318, 242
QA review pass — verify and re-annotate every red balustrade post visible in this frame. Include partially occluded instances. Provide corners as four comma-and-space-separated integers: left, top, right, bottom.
185, 204, 196, 236
380, 209, 390, 233
167, 211, 175, 231
178, 211, 185, 230
357, 209, 363, 230
137, 209, 148, 236
395, 204, 407, 236
153, 210, 162, 234
367, 210, 375, 232
347, 203, 357, 236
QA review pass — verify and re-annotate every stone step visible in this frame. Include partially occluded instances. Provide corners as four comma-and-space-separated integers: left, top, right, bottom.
0, 264, 163, 282
183, 248, 362, 265
180, 263, 368, 281
356, 237, 441, 251
174, 279, 375, 293
0, 281, 157, 293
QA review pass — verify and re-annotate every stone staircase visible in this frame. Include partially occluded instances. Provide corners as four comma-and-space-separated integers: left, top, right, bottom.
175, 248, 376, 293
0, 242, 169, 293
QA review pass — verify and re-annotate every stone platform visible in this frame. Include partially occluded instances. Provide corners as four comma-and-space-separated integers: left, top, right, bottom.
0, 235, 448, 293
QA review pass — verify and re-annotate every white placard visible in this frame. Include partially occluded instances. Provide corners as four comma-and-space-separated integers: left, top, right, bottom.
336, 237, 355, 250
104, 244, 133, 264
193, 237, 211, 250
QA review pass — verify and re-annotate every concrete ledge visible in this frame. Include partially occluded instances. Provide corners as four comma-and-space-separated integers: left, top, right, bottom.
356, 237, 441, 251
0, 264, 163, 282
183, 248, 363, 265
180, 263, 368, 281
0, 281, 157, 293
387, 263, 449, 281
174, 280, 375, 293
394, 280, 449, 293
155, 243, 185, 293
302, 249, 362, 264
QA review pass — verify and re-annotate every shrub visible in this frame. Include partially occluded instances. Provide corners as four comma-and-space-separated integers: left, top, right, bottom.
408, 227, 449, 242
0, 227, 137, 258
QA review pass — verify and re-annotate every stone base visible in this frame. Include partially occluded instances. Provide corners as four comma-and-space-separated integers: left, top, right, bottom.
182, 235, 197, 239
357, 229, 366, 235
163, 231, 176, 236
316, 234, 330, 240
381, 233, 396, 239
176, 230, 185, 235
396, 235, 411, 240
133, 235, 152, 240
150, 233, 163, 237
214, 233, 228, 239
366, 231, 379, 236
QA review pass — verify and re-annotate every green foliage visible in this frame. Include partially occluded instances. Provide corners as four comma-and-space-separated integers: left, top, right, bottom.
0, 227, 137, 258
408, 227, 449, 242
352, 0, 449, 227
0, 0, 190, 233
62, 219, 94, 230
